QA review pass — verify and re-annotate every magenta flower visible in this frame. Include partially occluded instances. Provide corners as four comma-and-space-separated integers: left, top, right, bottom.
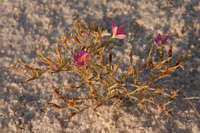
112, 22, 126, 40
86, 31, 90, 36
154, 33, 169, 46
74, 50, 91, 66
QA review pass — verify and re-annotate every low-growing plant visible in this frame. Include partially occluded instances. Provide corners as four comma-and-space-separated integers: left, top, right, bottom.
13, 17, 188, 121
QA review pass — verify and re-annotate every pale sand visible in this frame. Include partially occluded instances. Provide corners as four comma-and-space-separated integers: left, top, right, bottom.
0, 0, 200, 132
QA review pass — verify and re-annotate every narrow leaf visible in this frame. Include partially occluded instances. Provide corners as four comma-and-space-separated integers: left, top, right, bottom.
73, 35, 81, 45
108, 51, 113, 70
152, 73, 171, 82
152, 57, 171, 71
129, 48, 133, 65
56, 45, 62, 63
111, 61, 120, 76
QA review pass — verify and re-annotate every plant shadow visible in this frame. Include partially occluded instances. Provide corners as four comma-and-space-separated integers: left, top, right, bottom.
2, 0, 200, 132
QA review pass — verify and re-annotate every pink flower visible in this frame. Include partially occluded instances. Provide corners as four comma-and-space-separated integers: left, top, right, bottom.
53, 64, 59, 71
154, 33, 169, 46
112, 22, 126, 40
86, 31, 90, 36
73, 50, 91, 66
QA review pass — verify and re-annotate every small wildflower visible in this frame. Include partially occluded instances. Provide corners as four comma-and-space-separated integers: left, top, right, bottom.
112, 22, 126, 40
154, 33, 169, 46
74, 50, 91, 66
86, 31, 90, 35
53, 64, 59, 71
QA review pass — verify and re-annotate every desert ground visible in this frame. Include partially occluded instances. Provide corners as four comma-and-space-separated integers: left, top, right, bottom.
0, 0, 200, 132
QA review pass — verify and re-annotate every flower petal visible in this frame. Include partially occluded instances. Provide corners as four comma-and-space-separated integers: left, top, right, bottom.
118, 26, 126, 34
73, 55, 79, 61
112, 22, 116, 30
74, 50, 91, 66
157, 33, 162, 40
112, 26, 118, 36
162, 35, 169, 44
77, 61, 84, 66
79, 50, 85, 56
116, 34, 126, 39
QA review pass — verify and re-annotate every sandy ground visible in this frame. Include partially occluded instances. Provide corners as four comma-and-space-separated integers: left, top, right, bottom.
0, 0, 200, 132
